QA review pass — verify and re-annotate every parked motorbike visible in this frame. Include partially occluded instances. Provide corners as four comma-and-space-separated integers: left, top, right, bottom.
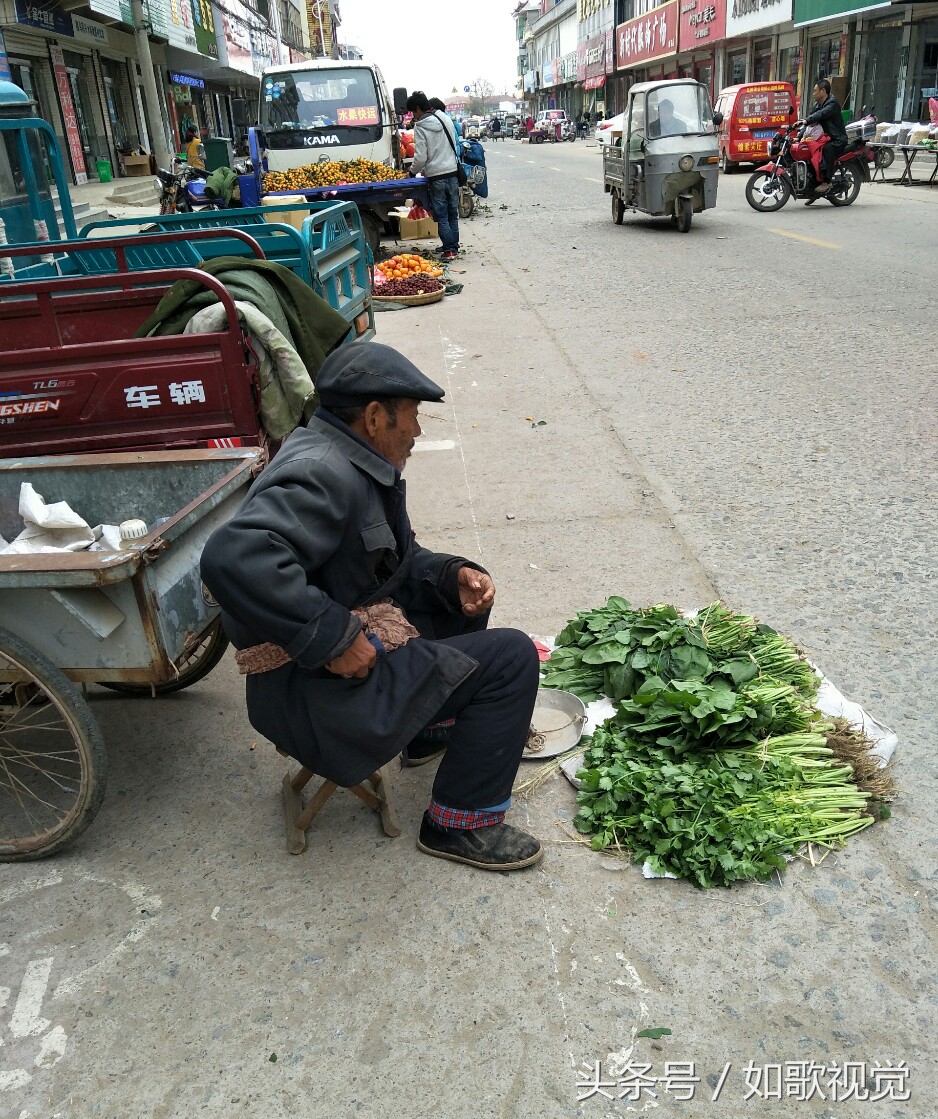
155, 158, 214, 215
156, 157, 250, 214
744, 124, 874, 212
560, 119, 577, 142
458, 138, 488, 219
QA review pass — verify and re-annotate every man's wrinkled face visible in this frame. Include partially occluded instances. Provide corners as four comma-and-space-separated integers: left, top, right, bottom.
372, 399, 422, 471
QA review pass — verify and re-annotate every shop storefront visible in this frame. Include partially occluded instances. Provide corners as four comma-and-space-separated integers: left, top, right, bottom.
907, 14, 938, 121
855, 12, 905, 117
777, 32, 803, 96
677, 0, 727, 96
793, 0, 888, 112
719, 0, 795, 91
616, 0, 680, 88
167, 70, 209, 147
578, 29, 608, 115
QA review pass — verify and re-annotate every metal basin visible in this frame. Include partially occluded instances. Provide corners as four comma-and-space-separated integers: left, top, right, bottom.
524, 688, 587, 760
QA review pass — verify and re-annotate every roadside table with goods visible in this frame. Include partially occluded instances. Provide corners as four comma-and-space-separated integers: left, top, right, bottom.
894, 144, 938, 186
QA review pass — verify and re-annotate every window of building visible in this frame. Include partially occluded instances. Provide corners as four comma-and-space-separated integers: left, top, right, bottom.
753, 38, 773, 81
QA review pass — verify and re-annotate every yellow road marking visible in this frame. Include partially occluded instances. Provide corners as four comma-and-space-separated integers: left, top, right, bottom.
767, 227, 842, 250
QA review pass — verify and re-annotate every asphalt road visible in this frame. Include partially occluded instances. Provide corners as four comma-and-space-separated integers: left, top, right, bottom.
1, 141, 935, 1119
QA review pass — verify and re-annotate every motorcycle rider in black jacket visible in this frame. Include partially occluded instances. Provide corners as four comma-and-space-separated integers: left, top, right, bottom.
800, 79, 848, 192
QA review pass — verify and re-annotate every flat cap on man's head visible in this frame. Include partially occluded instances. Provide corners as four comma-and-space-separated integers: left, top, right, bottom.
316, 342, 445, 409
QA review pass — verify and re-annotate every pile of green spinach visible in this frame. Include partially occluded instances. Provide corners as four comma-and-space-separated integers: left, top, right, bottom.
542, 599, 872, 887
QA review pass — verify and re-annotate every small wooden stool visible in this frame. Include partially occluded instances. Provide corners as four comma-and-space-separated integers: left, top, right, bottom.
277, 748, 402, 854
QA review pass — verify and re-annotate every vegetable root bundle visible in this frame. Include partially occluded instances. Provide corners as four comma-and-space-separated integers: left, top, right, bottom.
541, 599, 892, 887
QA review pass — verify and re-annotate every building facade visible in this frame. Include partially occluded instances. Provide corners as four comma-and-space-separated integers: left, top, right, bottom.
0, 0, 309, 183
518, 0, 938, 125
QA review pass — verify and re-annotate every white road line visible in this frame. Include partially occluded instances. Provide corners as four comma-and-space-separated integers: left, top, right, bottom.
550, 166, 562, 172
35, 1025, 67, 1068
439, 333, 483, 558
586, 176, 603, 184
526, 159, 536, 163
413, 439, 456, 452
9, 958, 52, 1039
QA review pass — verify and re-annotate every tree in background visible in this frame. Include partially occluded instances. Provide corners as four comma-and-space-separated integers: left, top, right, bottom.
467, 77, 495, 116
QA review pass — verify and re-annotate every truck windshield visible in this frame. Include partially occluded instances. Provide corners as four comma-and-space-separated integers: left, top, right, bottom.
261, 68, 381, 131
646, 85, 714, 137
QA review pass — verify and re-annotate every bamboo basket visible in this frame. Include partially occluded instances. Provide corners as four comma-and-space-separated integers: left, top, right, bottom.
372, 288, 445, 307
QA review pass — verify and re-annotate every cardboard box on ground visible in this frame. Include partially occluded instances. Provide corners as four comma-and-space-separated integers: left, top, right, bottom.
393, 203, 438, 241
122, 154, 151, 177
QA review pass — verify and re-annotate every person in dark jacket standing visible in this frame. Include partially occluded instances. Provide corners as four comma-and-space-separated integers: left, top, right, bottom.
801, 79, 848, 191
200, 342, 543, 871
408, 90, 460, 261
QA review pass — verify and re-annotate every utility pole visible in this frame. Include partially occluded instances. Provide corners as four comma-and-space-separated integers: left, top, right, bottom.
130, 0, 172, 169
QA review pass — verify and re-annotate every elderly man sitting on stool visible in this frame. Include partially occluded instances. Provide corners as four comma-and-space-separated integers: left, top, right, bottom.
200, 342, 542, 871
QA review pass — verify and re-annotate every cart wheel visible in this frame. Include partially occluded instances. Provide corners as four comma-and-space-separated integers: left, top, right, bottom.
360, 212, 381, 255
0, 626, 108, 861
611, 189, 625, 225
675, 196, 693, 232
100, 620, 230, 696
458, 186, 475, 219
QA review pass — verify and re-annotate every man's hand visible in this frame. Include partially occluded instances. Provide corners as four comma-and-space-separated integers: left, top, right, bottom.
457, 566, 495, 616
325, 631, 377, 679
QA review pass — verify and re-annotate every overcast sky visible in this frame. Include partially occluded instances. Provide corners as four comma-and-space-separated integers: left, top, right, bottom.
338, 0, 520, 102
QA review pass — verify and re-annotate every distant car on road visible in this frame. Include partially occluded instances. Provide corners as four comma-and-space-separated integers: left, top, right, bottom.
595, 113, 624, 147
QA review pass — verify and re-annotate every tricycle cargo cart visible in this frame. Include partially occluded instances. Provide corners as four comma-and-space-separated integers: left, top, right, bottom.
0, 446, 263, 861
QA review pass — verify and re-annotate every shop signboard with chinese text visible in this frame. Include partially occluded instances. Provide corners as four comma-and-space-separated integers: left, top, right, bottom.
577, 0, 607, 17
49, 44, 87, 184
72, 14, 109, 45
583, 34, 606, 80
88, 0, 217, 58
678, 0, 726, 51
189, 0, 218, 59
605, 28, 614, 72
15, 0, 73, 37
221, 0, 255, 75
726, 0, 791, 38
616, 0, 679, 69
793, 0, 889, 27
563, 52, 578, 82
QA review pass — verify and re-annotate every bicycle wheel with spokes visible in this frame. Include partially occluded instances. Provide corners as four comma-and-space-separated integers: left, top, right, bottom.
0, 627, 108, 861
100, 620, 229, 695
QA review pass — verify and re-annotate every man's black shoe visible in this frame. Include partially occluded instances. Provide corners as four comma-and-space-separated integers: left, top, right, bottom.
417, 814, 543, 870
404, 741, 448, 767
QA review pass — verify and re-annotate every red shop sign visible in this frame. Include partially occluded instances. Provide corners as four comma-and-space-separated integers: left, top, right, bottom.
49, 45, 87, 183
616, 0, 679, 69
678, 0, 727, 51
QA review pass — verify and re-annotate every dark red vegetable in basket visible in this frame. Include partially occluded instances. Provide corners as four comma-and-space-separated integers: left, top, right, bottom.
375, 276, 444, 297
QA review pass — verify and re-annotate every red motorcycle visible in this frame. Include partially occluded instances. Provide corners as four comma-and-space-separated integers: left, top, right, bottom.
745, 123, 874, 212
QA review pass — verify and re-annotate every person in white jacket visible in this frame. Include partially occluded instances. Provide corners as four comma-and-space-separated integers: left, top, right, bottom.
407, 90, 460, 260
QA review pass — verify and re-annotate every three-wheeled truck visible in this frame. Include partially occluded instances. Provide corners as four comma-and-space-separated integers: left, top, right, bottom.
603, 79, 723, 233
